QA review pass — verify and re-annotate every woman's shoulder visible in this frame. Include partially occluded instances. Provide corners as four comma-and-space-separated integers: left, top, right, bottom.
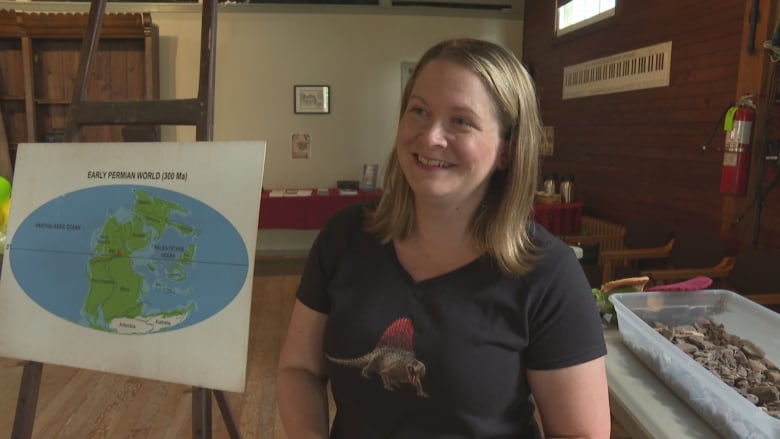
319, 199, 378, 240
528, 222, 566, 252
327, 199, 376, 224
303, 200, 379, 281
525, 222, 579, 270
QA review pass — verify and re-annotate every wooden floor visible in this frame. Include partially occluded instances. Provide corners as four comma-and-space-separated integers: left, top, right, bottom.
0, 256, 631, 438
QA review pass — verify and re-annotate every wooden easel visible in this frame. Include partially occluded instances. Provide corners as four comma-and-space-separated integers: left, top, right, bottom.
12, 0, 240, 437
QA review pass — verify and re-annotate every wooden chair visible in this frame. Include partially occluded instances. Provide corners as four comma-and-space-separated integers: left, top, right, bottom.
563, 215, 626, 257
598, 219, 675, 284
639, 232, 736, 286
562, 215, 625, 287
641, 248, 780, 311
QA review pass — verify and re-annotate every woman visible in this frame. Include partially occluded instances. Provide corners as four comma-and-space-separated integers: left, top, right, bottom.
277, 38, 610, 438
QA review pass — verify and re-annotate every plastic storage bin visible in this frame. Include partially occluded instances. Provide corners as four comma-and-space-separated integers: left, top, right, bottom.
609, 290, 780, 439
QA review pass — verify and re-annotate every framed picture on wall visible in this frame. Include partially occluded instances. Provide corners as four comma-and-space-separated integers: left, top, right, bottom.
291, 132, 311, 159
294, 85, 330, 114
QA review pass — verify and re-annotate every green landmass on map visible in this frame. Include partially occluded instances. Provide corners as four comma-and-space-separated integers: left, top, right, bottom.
83, 189, 200, 333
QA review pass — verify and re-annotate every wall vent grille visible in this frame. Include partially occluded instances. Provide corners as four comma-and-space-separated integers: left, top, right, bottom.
562, 41, 672, 100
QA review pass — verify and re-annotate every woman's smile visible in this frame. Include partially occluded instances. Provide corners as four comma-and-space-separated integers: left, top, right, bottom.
415, 154, 454, 169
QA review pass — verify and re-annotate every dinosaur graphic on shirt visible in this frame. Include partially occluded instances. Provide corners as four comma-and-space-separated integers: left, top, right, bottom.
327, 317, 429, 398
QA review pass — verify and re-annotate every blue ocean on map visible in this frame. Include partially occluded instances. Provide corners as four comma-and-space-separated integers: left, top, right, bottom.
8, 185, 249, 334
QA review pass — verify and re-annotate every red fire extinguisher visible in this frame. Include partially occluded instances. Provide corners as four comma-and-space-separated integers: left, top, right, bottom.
720, 95, 756, 195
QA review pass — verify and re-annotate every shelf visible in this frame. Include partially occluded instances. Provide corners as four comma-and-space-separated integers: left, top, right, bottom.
0, 96, 24, 102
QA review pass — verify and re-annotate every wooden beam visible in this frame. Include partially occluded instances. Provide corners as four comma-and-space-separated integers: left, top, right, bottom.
721, 0, 778, 251
20, 37, 35, 144
68, 99, 203, 126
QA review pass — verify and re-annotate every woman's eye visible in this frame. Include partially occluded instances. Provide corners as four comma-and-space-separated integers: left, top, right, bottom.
408, 106, 427, 116
453, 117, 473, 127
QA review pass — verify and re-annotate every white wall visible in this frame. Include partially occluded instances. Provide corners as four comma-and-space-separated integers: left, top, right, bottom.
151, 10, 523, 189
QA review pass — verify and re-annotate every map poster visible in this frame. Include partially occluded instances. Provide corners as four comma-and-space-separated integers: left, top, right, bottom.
0, 141, 266, 393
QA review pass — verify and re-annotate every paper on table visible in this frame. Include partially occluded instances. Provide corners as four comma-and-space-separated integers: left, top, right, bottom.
269, 189, 312, 197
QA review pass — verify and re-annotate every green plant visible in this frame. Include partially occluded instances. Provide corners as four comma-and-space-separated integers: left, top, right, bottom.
592, 276, 649, 324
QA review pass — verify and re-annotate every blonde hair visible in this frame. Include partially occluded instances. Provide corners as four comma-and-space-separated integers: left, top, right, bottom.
365, 38, 543, 274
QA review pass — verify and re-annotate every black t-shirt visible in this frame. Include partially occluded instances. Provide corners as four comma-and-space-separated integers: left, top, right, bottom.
297, 202, 607, 439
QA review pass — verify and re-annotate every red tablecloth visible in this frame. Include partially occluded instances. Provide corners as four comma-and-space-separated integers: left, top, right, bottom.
258, 189, 381, 229
531, 201, 583, 235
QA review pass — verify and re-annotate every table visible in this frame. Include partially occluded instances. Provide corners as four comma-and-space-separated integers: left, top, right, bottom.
604, 329, 720, 439
258, 189, 381, 229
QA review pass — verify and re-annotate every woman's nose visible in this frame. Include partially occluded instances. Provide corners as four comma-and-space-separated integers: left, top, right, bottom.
422, 120, 448, 148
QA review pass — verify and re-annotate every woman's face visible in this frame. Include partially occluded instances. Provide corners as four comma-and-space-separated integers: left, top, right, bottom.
396, 59, 506, 208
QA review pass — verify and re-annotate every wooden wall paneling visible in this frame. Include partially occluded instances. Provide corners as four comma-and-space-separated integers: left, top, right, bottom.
35, 40, 67, 103
59, 41, 80, 102
86, 43, 110, 100
0, 104, 25, 147
21, 37, 35, 143
0, 38, 25, 166
33, 40, 74, 142
763, 60, 780, 251
0, 40, 23, 97
113, 41, 133, 99
85, 42, 113, 142
758, 35, 780, 248
756, 159, 780, 249
143, 21, 159, 101
125, 39, 147, 133
109, 42, 128, 142
0, 7, 22, 151
760, 191, 780, 246
0, 10, 158, 161
36, 104, 69, 140
124, 40, 157, 141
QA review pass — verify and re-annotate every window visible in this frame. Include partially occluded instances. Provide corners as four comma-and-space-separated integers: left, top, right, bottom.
556, 0, 615, 36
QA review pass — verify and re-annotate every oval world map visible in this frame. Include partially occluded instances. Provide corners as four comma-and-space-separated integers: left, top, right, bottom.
9, 185, 248, 334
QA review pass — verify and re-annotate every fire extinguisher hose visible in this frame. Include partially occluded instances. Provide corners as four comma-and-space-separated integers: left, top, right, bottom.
700, 103, 737, 156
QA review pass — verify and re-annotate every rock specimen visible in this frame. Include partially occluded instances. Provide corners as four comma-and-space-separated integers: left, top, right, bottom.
653, 319, 780, 419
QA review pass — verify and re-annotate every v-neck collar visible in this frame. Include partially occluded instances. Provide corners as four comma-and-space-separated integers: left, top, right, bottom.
384, 241, 486, 287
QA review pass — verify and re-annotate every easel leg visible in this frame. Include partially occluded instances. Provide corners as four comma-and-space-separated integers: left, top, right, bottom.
192, 387, 241, 439
214, 390, 240, 438
12, 361, 43, 439
192, 387, 212, 439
